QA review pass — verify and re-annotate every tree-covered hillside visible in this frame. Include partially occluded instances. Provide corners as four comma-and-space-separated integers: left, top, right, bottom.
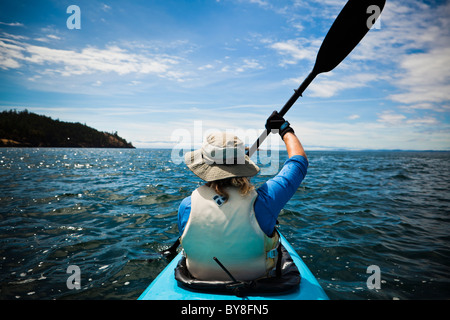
0, 110, 134, 148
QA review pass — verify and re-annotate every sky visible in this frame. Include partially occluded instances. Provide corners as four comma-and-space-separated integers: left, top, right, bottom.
0, 0, 449, 151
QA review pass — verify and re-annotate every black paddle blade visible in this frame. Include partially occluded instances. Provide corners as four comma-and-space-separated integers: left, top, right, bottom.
314, 0, 386, 74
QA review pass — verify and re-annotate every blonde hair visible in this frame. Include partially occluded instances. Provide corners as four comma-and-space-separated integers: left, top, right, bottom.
206, 177, 254, 199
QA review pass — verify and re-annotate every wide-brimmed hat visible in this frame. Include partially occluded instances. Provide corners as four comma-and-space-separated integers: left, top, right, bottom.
184, 132, 260, 182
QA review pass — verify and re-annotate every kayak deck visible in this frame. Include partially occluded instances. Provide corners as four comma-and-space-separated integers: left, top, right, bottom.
138, 233, 328, 300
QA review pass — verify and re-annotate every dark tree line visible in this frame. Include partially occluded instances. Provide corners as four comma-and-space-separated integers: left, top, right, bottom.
0, 109, 134, 148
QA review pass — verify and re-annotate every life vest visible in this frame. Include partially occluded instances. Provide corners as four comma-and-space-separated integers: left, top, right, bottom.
180, 185, 279, 281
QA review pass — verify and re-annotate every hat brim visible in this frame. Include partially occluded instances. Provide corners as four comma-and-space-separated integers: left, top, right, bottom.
184, 149, 260, 182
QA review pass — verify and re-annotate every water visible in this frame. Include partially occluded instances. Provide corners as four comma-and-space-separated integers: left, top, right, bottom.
0, 148, 449, 300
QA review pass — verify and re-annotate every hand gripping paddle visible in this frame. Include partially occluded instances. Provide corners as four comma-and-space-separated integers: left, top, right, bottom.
247, 0, 386, 157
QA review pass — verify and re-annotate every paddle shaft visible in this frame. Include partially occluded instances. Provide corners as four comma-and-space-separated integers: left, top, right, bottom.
246, 71, 316, 157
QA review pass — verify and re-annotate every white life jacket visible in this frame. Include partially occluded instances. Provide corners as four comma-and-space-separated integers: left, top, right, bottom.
180, 185, 279, 281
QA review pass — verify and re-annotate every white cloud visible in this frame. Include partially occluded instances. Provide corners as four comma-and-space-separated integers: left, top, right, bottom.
235, 59, 263, 73
0, 38, 25, 69
377, 110, 439, 128
399, 103, 450, 113
287, 73, 381, 98
0, 36, 187, 81
216, 58, 263, 74
0, 56, 21, 69
295, 118, 449, 151
389, 47, 450, 104
245, 0, 270, 8
269, 39, 317, 66
128, 80, 142, 86
0, 22, 24, 27
198, 64, 214, 70
1, 32, 28, 40
377, 111, 406, 126
405, 117, 439, 126
34, 34, 61, 43
101, 4, 112, 11
47, 34, 61, 40
291, 23, 304, 32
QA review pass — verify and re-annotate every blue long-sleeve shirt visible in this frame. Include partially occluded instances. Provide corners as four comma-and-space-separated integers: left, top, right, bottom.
177, 155, 308, 237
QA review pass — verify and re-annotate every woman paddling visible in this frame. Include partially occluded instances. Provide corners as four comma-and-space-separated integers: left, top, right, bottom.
177, 111, 308, 281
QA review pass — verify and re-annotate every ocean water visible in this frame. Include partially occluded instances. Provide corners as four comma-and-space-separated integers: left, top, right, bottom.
0, 148, 449, 300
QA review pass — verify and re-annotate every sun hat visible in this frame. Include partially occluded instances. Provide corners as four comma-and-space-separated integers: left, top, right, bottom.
184, 132, 260, 182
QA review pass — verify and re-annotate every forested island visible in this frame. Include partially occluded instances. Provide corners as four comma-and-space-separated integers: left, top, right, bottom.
0, 109, 135, 148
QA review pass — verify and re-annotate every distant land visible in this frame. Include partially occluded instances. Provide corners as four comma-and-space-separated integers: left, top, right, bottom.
0, 109, 134, 148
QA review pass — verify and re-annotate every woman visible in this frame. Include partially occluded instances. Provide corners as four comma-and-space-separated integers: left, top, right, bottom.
177, 111, 308, 281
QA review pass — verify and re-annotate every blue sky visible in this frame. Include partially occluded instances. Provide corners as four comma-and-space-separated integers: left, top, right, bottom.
0, 0, 449, 150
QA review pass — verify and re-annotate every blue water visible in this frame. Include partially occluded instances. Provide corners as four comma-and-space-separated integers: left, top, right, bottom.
1, 148, 449, 300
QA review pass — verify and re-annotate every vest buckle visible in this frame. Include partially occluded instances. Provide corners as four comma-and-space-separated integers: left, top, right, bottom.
267, 248, 278, 259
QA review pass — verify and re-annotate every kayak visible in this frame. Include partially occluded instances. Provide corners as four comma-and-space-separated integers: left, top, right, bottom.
138, 232, 328, 300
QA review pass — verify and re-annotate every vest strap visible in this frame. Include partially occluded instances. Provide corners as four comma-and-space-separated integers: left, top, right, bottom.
266, 233, 281, 259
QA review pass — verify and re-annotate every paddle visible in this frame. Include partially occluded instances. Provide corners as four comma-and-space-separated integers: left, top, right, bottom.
246, 0, 386, 157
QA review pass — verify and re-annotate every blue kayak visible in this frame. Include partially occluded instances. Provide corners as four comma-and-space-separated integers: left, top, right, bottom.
138, 232, 328, 300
